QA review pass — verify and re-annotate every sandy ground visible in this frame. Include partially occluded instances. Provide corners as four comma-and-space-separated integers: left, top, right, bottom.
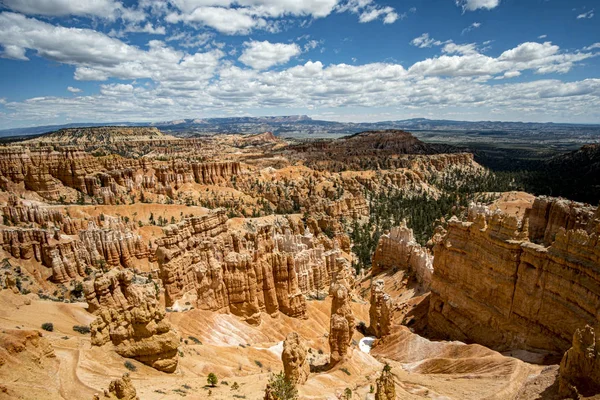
0, 270, 562, 400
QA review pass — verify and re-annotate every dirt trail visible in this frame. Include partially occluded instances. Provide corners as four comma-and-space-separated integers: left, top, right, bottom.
54, 346, 98, 400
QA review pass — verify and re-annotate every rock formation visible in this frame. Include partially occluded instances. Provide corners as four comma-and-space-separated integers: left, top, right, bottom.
84, 269, 179, 372
155, 211, 357, 324
328, 259, 355, 365
372, 221, 433, 288
94, 373, 139, 400
429, 199, 600, 354
559, 324, 600, 398
282, 332, 310, 385
375, 365, 396, 400
369, 280, 392, 338
0, 217, 149, 283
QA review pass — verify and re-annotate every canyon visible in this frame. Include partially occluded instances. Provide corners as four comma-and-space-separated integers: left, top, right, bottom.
0, 126, 597, 399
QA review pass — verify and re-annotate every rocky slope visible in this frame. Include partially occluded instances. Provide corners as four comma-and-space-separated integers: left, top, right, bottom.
428, 197, 600, 355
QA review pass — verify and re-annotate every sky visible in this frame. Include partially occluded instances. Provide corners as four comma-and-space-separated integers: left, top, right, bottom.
0, 0, 599, 129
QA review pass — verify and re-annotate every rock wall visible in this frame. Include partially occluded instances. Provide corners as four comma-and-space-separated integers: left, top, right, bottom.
372, 221, 433, 288
429, 199, 600, 354
0, 217, 149, 283
84, 269, 179, 372
0, 146, 240, 203
155, 211, 352, 324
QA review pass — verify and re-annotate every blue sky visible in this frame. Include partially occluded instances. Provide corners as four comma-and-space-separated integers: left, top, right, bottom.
0, 0, 599, 129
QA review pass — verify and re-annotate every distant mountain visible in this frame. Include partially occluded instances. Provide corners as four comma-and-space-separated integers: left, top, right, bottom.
1, 116, 599, 139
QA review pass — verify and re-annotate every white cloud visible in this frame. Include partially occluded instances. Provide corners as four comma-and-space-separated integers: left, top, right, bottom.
456, 0, 500, 12
336, 0, 400, 24
166, 7, 261, 35
1, 0, 145, 21
0, 12, 224, 82
442, 42, 478, 55
67, 86, 82, 93
577, 9, 594, 19
410, 33, 443, 48
538, 34, 547, 39
124, 22, 167, 35
409, 41, 592, 77
1, 10, 599, 127
238, 40, 301, 69
462, 22, 481, 35
498, 41, 558, 62
583, 43, 600, 51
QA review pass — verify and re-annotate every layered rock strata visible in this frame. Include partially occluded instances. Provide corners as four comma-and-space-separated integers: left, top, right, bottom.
369, 280, 392, 338
282, 332, 310, 385
156, 211, 352, 324
84, 269, 179, 372
372, 221, 433, 288
0, 218, 148, 283
559, 324, 600, 398
0, 146, 240, 203
429, 199, 600, 354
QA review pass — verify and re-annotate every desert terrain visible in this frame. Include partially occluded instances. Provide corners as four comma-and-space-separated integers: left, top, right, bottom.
0, 127, 597, 400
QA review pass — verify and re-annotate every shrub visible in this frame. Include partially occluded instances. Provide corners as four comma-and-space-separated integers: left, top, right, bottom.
344, 388, 352, 399
254, 360, 263, 368
231, 382, 239, 390
207, 372, 218, 387
265, 371, 298, 400
340, 367, 351, 376
124, 360, 137, 372
41, 322, 54, 332
188, 336, 202, 345
72, 325, 91, 334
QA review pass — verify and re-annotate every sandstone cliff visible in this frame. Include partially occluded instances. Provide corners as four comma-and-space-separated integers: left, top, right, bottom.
155, 211, 355, 324
84, 269, 179, 372
372, 221, 433, 288
429, 199, 600, 354
0, 216, 148, 283
0, 146, 240, 203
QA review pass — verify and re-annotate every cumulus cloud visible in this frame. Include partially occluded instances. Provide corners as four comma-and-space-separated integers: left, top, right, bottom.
238, 40, 300, 69
337, 0, 400, 24
1, 9, 599, 127
456, 0, 500, 12
410, 33, 444, 48
67, 86, 82, 93
1, 0, 145, 21
0, 12, 224, 82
